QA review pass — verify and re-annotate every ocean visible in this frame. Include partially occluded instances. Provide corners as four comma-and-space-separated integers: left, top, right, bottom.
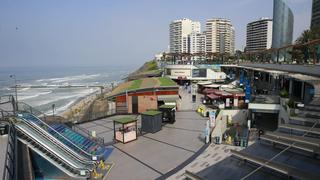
0, 66, 134, 114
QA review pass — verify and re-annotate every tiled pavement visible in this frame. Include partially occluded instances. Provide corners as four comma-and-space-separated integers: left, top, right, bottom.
78, 111, 208, 180
167, 144, 243, 180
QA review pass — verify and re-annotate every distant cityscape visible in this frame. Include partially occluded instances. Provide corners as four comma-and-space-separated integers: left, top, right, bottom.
154, 0, 320, 63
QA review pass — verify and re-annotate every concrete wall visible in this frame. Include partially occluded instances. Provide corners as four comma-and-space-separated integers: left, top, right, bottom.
221, 109, 248, 125
127, 96, 132, 113
211, 109, 248, 142
137, 95, 158, 113
17, 141, 34, 180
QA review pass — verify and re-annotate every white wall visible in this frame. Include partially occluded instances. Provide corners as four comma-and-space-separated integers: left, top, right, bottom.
221, 109, 248, 125
211, 109, 248, 140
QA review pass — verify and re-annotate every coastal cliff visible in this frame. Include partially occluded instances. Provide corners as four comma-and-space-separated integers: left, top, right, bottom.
61, 60, 161, 123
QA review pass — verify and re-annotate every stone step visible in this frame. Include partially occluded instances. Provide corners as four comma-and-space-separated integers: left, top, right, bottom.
279, 124, 320, 135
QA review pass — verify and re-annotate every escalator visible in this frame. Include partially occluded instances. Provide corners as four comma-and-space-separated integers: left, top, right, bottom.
14, 113, 97, 179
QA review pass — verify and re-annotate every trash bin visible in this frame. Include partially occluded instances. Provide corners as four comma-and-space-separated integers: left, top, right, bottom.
192, 95, 196, 102
141, 111, 162, 133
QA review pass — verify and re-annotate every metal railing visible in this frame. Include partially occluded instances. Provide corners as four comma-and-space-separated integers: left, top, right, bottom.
72, 125, 105, 145
0, 95, 16, 114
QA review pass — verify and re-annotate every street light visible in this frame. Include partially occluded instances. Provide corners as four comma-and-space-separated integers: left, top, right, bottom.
9, 75, 18, 110
52, 104, 55, 117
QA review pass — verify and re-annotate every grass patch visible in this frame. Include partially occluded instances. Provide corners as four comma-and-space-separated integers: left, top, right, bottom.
139, 69, 162, 75
141, 110, 162, 116
146, 61, 158, 70
128, 79, 142, 90
114, 117, 136, 124
158, 77, 177, 86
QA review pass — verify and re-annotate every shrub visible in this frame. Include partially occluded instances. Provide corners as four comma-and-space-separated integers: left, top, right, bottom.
279, 89, 289, 98
287, 99, 295, 108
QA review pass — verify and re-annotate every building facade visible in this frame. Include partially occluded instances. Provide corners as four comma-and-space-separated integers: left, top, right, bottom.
190, 32, 206, 60
271, 0, 293, 61
246, 18, 273, 52
205, 18, 235, 54
311, 0, 320, 28
169, 18, 200, 53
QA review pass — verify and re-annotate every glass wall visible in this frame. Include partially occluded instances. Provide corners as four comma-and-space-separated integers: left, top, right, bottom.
272, 0, 294, 62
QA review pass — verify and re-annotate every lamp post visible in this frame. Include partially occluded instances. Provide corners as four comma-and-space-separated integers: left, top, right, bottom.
9, 75, 18, 111
52, 104, 55, 117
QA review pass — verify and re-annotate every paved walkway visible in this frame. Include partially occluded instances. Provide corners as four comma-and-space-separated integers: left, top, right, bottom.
167, 144, 243, 180
78, 111, 207, 180
177, 86, 202, 111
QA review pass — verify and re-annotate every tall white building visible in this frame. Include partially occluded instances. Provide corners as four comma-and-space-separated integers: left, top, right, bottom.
205, 18, 235, 54
169, 18, 200, 54
246, 18, 273, 52
190, 32, 206, 60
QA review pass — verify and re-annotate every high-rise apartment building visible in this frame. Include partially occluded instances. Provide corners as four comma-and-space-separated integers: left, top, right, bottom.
169, 18, 200, 53
246, 18, 273, 52
311, 0, 320, 28
205, 18, 235, 54
190, 32, 206, 60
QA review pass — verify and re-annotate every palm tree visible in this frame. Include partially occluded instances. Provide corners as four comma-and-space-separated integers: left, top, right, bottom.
295, 27, 320, 64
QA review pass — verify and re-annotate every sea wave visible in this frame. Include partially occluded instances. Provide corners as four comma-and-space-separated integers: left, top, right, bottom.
36, 74, 102, 84
19, 91, 53, 100
32, 88, 97, 107
19, 87, 31, 92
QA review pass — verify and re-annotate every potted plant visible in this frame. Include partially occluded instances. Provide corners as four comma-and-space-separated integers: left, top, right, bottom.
287, 99, 296, 116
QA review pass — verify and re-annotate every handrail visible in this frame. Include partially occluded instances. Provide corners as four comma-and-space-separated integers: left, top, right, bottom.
16, 123, 90, 177
2, 122, 17, 180
18, 115, 97, 164
17, 102, 103, 158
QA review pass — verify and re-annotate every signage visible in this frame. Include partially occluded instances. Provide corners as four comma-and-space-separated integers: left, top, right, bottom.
171, 70, 191, 77
226, 98, 230, 107
205, 120, 210, 144
245, 78, 251, 103
209, 111, 216, 127
234, 98, 238, 107
240, 72, 244, 86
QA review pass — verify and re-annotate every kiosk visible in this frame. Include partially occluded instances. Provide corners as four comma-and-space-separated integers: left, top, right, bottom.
113, 117, 137, 143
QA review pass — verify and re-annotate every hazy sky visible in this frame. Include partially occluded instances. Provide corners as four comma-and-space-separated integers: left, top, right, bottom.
0, 0, 312, 67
